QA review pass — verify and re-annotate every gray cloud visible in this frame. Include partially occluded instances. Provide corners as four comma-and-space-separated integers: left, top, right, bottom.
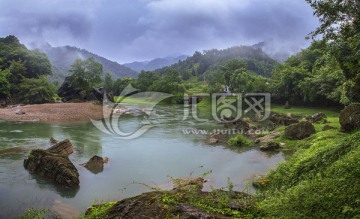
0, 0, 319, 62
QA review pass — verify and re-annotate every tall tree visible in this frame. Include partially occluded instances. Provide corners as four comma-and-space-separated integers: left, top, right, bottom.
68, 57, 103, 94
307, 0, 360, 102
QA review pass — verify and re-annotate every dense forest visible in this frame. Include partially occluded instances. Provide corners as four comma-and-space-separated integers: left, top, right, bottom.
0, 36, 56, 105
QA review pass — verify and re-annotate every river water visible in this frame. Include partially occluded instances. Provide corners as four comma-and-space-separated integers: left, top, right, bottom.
0, 105, 284, 218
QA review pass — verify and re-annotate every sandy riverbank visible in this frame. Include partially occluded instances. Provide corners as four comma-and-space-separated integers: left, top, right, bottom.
0, 102, 106, 123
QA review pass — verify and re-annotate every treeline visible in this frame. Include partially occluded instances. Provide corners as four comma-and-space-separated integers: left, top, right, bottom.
270, 40, 349, 106
0, 35, 56, 105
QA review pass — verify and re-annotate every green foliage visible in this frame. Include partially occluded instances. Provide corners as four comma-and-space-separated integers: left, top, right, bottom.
104, 73, 113, 94
135, 71, 159, 92
15, 208, 48, 219
0, 35, 54, 104
228, 135, 252, 147
257, 129, 360, 218
68, 57, 103, 94
81, 201, 116, 219
0, 69, 10, 99
306, 0, 360, 102
18, 77, 56, 104
271, 40, 349, 106
112, 77, 135, 96
154, 46, 277, 81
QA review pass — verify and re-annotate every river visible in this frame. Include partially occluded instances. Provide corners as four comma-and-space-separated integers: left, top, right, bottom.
0, 105, 284, 218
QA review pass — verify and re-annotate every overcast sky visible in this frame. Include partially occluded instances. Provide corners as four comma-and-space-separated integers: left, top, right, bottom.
0, 0, 319, 63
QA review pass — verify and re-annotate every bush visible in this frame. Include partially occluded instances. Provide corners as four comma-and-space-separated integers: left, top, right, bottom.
18, 77, 56, 104
228, 135, 252, 147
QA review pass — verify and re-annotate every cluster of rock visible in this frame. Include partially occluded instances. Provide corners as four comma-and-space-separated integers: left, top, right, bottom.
24, 138, 108, 188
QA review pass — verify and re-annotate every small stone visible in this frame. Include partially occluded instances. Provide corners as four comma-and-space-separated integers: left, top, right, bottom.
208, 137, 219, 144
15, 109, 25, 115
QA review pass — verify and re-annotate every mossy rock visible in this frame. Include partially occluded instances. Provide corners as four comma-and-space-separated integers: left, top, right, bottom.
284, 121, 315, 140
339, 103, 360, 132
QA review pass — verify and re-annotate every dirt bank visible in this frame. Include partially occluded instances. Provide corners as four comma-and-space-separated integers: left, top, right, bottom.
0, 102, 106, 123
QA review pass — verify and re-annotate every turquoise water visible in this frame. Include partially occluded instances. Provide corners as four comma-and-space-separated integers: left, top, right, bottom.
0, 106, 284, 218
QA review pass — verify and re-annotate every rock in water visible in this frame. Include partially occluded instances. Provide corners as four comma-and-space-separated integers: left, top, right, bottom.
284, 122, 316, 140
47, 139, 74, 156
339, 103, 360, 132
81, 155, 108, 174
24, 149, 79, 188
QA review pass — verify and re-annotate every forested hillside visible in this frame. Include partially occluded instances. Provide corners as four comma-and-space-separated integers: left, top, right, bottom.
35, 44, 138, 84
154, 46, 278, 80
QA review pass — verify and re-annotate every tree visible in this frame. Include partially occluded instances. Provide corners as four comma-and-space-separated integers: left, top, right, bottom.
104, 73, 113, 94
18, 76, 56, 104
68, 57, 103, 94
0, 69, 10, 99
149, 68, 185, 95
112, 77, 135, 96
135, 71, 159, 92
307, 0, 360, 102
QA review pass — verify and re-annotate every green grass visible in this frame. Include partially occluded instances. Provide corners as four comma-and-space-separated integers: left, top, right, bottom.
255, 129, 360, 218
271, 104, 340, 117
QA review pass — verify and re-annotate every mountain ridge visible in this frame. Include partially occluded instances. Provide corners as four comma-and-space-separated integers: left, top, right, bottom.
123, 55, 188, 72
31, 43, 138, 83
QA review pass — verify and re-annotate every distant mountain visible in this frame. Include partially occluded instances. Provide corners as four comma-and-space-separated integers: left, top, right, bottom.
31, 43, 138, 82
123, 55, 188, 72
154, 45, 278, 79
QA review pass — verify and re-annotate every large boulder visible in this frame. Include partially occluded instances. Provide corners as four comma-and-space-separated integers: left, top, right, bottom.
339, 103, 360, 132
270, 113, 299, 126
80, 155, 108, 174
284, 122, 316, 140
57, 77, 82, 102
24, 149, 79, 188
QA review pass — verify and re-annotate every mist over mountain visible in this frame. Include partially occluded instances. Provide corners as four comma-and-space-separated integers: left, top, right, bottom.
31, 43, 138, 82
123, 55, 188, 72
